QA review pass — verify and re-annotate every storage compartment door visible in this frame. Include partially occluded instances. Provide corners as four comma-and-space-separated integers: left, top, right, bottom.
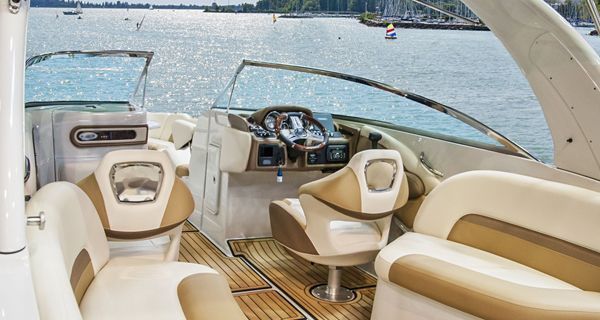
205, 144, 221, 215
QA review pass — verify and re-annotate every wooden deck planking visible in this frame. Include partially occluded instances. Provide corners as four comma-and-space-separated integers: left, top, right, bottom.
230, 238, 377, 320
178, 232, 270, 292
235, 291, 305, 320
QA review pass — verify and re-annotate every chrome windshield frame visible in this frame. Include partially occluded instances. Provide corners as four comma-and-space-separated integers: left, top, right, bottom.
213, 59, 537, 160
25, 50, 154, 109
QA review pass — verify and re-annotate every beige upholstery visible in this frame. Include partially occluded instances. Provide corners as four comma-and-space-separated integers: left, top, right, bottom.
270, 149, 408, 267
372, 170, 600, 320
148, 112, 195, 141
78, 150, 194, 261
148, 137, 191, 168
27, 182, 246, 320
147, 113, 196, 168
172, 119, 196, 150
81, 258, 246, 320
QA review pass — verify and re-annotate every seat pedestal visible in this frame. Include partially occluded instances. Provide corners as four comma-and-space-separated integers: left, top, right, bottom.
310, 266, 355, 302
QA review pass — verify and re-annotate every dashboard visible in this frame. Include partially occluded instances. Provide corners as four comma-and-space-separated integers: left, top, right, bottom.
249, 110, 341, 139
240, 106, 354, 171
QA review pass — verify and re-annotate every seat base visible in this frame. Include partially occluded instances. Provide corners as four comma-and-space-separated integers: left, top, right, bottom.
309, 266, 356, 302
311, 284, 355, 302
371, 279, 480, 320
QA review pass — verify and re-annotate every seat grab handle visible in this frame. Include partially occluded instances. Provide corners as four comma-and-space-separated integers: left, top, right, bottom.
420, 152, 444, 178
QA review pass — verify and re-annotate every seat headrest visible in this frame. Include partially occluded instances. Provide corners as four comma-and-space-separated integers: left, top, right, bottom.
300, 149, 407, 216
78, 150, 194, 240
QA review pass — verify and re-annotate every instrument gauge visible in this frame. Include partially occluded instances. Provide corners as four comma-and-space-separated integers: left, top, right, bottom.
264, 111, 280, 132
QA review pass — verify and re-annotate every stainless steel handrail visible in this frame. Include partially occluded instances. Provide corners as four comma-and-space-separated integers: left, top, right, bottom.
213, 59, 537, 160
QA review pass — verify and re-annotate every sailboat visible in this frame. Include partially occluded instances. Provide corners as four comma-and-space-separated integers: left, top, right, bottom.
385, 23, 397, 39
272, 14, 277, 23
63, 1, 83, 15
124, 7, 130, 21
136, 14, 146, 31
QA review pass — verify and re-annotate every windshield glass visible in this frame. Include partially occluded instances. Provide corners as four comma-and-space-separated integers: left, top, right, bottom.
25, 52, 151, 106
214, 61, 532, 157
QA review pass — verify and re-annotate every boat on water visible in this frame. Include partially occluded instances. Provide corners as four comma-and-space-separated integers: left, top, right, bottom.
3, 0, 600, 319
385, 23, 397, 39
63, 1, 83, 15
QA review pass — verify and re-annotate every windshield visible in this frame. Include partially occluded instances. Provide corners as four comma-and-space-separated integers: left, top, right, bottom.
214, 60, 534, 158
25, 51, 152, 107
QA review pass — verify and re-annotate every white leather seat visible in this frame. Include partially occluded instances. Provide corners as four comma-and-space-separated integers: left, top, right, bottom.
26, 182, 246, 320
148, 137, 191, 169
78, 150, 194, 261
147, 113, 196, 170
269, 149, 408, 302
372, 170, 600, 320
281, 198, 383, 253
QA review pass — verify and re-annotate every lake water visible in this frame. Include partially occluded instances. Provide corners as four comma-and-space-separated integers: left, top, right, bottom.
26, 8, 600, 162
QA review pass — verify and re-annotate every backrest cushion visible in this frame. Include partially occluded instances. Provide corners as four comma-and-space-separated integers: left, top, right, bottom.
27, 182, 109, 315
160, 114, 195, 141
414, 170, 600, 291
172, 119, 196, 149
300, 149, 407, 217
77, 150, 194, 239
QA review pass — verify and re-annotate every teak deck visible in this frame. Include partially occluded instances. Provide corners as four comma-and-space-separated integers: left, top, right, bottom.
178, 231, 269, 292
179, 221, 376, 320
230, 238, 376, 320
235, 290, 305, 320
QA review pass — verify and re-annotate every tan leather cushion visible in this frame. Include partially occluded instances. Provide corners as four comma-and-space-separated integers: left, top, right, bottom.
299, 167, 362, 212
175, 164, 189, 178
376, 233, 600, 320
71, 249, 95, 305
414, 171, 600, 255
78, 170, 194, 240
178, 273, 247, 320
269, 200, 317, 254
448, 214, 600, 291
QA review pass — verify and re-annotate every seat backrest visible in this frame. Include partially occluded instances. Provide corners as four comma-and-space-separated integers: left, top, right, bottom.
299, 149, 408, 219
27, 182, 109, 317
414, 170, 600, 291
77, 150, 194, 240
172, 119, 196, 149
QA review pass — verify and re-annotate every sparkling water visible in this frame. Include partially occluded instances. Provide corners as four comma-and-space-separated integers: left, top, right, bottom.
26, 8, 600, 162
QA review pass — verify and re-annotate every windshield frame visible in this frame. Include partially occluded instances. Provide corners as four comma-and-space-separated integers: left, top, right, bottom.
25, 50, 154, 108
214, 59, 537, 160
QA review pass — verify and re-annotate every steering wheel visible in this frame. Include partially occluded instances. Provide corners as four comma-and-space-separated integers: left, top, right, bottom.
275, 112, 329, 152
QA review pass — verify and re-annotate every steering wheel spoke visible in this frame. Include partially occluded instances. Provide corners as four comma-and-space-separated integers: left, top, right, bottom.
275, 112, 329, 152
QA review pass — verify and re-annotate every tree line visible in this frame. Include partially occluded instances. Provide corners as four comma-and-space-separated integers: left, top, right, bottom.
31, 0, 205, 10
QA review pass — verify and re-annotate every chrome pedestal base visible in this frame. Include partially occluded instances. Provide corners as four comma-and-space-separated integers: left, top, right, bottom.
309, 266, 356, 303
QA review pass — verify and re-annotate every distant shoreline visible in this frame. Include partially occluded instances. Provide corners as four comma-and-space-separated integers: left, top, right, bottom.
32, 5, 206, 10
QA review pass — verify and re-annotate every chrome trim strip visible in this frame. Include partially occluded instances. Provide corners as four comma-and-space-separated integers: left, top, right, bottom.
213, 59, 536, 160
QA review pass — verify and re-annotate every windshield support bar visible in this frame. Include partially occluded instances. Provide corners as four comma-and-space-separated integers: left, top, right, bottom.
25, 50, 154, 109
215, 59, 536, 160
